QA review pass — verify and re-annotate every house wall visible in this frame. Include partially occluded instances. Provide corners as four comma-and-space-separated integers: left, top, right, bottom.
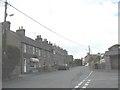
104, 56, 111, 72
110, 55, 118, 69
7, 33, 21, 77
3, 22, 22, 78
21, 43, 53, 73
66, 55, 73, 64
84, 54, 90, 64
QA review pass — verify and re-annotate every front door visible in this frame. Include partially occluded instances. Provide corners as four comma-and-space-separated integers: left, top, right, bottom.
24, 58, 27, 73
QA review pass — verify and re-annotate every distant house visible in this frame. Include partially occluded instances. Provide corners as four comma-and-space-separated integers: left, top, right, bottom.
74, 59, 83, 66
104, 44, 120, 71
52, 45, 68, 65
84, 53, 101, 69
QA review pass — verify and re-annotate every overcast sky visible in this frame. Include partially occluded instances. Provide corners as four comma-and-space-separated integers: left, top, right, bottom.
0, 0, 119, 58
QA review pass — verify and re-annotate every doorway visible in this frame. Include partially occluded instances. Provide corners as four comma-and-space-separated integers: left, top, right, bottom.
24, 58, 27, 73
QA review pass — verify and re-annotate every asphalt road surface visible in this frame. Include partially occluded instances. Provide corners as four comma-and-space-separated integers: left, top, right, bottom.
3, 66, 118, 88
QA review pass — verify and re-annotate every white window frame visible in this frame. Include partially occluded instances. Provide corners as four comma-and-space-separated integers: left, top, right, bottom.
43, 50, 46, 57
24, 44, 27, 53
33, 47, 35, 55
39, 49, 41, 56
53, 50, 56, 54
36, 48, 38, 53
24, 58, 27, 73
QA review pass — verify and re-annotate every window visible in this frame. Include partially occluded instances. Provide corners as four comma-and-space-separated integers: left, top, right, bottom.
23, 44, 27, 53
53, 50, 56, 54
39, 49, 41, 56
43, 50, 46, 57
24, 58, 27, 72
26, 45, 30, 54
47, 51, 50, 58
33, 47, 35, 55
36, 48, 38, 53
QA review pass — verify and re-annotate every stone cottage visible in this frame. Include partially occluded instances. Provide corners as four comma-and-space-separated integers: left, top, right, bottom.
104, 44, 120, 71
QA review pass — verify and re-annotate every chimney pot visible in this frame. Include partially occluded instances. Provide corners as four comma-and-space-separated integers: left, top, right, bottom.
36, 35, 42, 42
21, 26, 23, 29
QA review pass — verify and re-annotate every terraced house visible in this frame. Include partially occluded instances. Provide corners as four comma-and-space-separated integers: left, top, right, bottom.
1, 21, 73, 79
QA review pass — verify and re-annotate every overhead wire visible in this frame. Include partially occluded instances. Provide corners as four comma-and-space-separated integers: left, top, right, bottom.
9, 3, 89, 47
1, 0, 88, 48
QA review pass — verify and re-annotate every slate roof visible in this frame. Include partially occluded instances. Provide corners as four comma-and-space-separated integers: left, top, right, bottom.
105, 44, 120, 56
8, 30, 52, 51
105, 50, 120, 56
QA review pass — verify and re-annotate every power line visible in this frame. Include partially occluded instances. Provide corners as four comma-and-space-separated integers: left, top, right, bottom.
0, 1, 87, 48
7, 3, 87, 48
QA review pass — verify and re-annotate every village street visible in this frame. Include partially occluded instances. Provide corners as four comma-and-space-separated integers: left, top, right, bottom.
2, 66, 118, 88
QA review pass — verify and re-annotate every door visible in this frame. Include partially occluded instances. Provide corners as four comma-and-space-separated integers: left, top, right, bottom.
24, 58, 27, 73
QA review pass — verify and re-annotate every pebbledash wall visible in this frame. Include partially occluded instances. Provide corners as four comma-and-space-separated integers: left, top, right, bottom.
2, 21, 73, 77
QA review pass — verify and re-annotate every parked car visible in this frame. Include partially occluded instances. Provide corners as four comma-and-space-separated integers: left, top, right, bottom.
58, 64, 69, 70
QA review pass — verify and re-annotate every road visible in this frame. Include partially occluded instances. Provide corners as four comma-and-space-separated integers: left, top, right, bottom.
3, 66, 118, 88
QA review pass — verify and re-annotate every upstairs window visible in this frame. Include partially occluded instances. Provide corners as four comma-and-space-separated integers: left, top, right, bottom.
33, 47, 35, 55
23, 44, 27, 53
48, 52, 50, 58
39, 49, 41, 56
42, 50, 46, 57
53, 50, 56, 54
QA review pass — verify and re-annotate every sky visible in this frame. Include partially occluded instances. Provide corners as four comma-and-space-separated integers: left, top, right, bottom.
0, 0, 119, 58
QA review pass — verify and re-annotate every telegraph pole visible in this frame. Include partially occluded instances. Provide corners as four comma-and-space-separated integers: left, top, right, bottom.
88, 46, 91, 54
4, 0, 8, 22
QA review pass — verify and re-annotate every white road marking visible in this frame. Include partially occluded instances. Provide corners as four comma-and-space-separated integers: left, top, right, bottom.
88, 80, 91, 82
85, 83, 89, 86
82, 86, 87, 88
74, 85, 79, 88
78, 82, 83, 86
82, 79, 91, 88
74, 71, 93, 88
86, 81, 90, 84
84, 71, 93, 80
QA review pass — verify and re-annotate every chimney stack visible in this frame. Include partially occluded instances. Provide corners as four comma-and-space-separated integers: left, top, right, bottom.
16, 26, 25, 36
43, 39, 48, 44
2, 21, 11, 31
35, 35, 43, 42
